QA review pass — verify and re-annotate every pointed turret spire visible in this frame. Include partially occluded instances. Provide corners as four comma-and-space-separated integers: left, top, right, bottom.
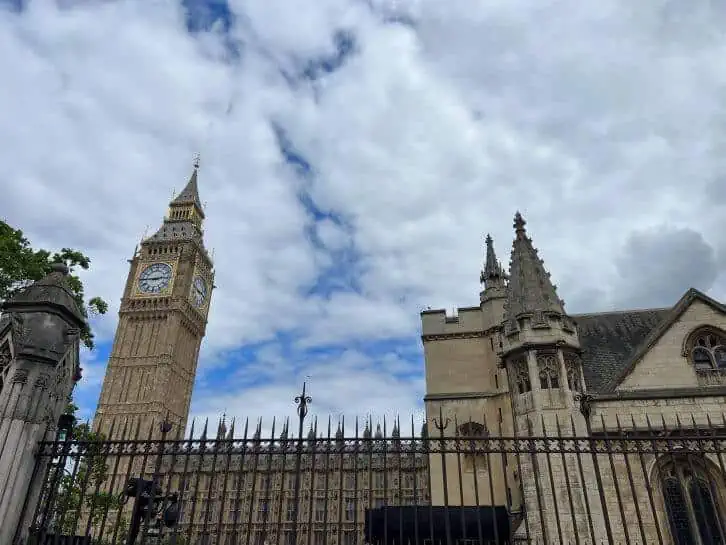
217, 413, 227, 440
480, 233, 507, 311
253, 420, 262, 441
170, 155, 204, 217
363, 420, 372, 440
391, 419, 401, 447
480, 234, 504, 286
279, 420, 289, 442
504, 212, 565, 333
144, 156, 209, 248
335, 422, 345, 448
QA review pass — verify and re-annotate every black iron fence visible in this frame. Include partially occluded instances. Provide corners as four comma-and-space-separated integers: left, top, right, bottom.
17, 391, 726, 545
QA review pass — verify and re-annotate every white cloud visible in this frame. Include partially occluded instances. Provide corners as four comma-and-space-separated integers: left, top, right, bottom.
2, 0, 725, 424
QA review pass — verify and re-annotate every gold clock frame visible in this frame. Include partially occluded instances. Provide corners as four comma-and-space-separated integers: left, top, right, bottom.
134, 260, 177, 297
189, 261, 213, 311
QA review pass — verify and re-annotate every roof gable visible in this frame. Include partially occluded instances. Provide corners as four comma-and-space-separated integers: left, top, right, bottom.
574, 308, 669, 393
605, 289, 726, 392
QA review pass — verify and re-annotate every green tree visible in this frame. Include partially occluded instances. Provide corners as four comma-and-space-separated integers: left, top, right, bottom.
0, 220, 108, 349
45, 401, 127, 542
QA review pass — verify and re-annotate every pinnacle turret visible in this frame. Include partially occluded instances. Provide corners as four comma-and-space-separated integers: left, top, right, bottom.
503, 212, 565, 334
170, 156, 204, 217
480, 234, 503, 285
144, 157, 209, 255
479, 233, 507, 312
217, 413, 227, 439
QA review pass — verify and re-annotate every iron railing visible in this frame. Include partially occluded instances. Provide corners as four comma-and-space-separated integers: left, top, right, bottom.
18, 388, 726, 545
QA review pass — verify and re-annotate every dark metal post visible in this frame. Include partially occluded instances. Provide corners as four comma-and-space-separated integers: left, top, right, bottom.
576, 393, 615, 545
293, 383, 312, 545
433, 411, 452, 545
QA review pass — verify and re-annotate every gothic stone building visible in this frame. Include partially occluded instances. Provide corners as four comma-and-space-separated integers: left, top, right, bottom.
91, 161, 726, 545
156, 421, 430, 545
422, 212, 726, 544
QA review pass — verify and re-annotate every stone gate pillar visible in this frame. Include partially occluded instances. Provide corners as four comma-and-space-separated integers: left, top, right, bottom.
0, 264, 85, 545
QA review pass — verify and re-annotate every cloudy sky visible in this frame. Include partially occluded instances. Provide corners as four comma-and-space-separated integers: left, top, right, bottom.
2, 0, 725, 433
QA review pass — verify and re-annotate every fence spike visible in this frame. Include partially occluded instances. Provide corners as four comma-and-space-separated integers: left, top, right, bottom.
201, 417, 209, 441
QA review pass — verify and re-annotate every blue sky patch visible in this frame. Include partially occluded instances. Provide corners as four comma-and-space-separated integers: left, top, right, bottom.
301, 30, 357, 81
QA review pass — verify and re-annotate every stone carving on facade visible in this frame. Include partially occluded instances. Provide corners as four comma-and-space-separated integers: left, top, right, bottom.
0, 341, 11, 393
9, 313, 31, 353
12, 368, 29, 385
34, 372, 51, 390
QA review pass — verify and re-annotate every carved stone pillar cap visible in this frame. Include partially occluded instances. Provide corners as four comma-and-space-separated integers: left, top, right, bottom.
50, 263, 69, 275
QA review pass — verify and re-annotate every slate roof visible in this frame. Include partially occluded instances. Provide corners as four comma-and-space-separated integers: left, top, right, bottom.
573, 308, 670, 393
146, 220, 203, 244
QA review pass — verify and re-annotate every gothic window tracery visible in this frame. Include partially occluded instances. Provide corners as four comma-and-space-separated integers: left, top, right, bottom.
686, 328, 726, 370
509, 357, 530, 394
564, 353, 581, 392
537, 354, 560, 390
660, 457, 725, 545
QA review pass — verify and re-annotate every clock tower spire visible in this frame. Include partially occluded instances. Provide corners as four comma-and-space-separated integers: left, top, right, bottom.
94, 158, 215, 439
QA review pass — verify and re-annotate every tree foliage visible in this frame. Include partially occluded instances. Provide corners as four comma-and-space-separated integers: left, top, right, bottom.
0, 220, 108, 349
41, 401, 127, 543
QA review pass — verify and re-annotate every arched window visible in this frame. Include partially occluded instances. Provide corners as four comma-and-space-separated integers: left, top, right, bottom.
458, 421, 488, 472
458, 421, 487, 438
564, 353, 582, 392
509, 357, 531, 394
660, 457, 726, 545
685, 328, 726, 371
537, 354, 560, 390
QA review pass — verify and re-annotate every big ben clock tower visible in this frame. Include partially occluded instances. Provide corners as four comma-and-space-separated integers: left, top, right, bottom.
94, 158, 214, 440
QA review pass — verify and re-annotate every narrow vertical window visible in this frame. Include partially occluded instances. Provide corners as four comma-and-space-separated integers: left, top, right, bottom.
537, 354, 560, 390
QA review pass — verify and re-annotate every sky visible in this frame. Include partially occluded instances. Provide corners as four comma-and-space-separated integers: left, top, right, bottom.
2, 0, 725, 435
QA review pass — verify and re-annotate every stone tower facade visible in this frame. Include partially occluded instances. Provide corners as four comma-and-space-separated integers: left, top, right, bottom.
94, 161, 214, 440
499, 212, 605, 543
422, 233, 516, 513
423, 213, 611, 543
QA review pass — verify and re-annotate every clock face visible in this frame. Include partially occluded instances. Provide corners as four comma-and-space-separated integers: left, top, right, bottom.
138, 263, 173, 294
192, 275, 208, 307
